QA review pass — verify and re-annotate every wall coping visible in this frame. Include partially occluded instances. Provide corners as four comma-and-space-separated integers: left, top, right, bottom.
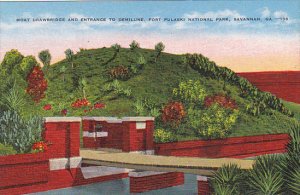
44, 117, 82, 122
197, 176, 209, 181
122, 117, 155, 121
82, 116, 155, 122
129, 171, 167, 177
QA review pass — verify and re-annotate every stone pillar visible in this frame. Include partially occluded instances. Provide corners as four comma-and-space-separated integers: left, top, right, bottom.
44, 117, 82, 173
197, 176, 212, 195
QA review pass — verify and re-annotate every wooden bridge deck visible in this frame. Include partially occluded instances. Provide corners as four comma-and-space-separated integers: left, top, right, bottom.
80, 149, 254, 176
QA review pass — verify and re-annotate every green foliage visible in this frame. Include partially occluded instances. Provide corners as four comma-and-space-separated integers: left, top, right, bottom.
111, 43, 121, 52
20, 55, 38, 78
0, 82, 26, 114
246, 101, 267, 116
154, 129, 177, 143
0, 110, 43, 153
1, 49, 24, 75
280, 125, 300, 194
59, 66, 67, 82
38, 50, 51, 73
212, 164, 244, 195
103, 80, 132, 98
188, 104, 239, 139
247, 155, 283, 195
65, 48, 74, 68
154, 42, 165, 62
154, 42, 165, 54
186, 53, 293, 117
137, 55, 146, 65
80, 78, 88, 98
130, 40, 140, 51
133, 98, 161, 117
0, 143, 17, 156
173, 80, 207, 105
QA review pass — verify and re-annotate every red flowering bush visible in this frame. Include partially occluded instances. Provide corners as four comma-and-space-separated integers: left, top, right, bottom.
32, 141, 48, 152
94, 102, 105, 109
26, 66, 48, 102
204, 94, 238, 110
61, 109, 68, 116
109, 65, 130, 80
71, 98, 90, 108
43, 104, 52, 110
162, 101, 185, 126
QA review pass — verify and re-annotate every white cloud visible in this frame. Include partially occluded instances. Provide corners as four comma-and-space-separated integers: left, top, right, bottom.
273, 11, 289, 18
261, 7, 271, 17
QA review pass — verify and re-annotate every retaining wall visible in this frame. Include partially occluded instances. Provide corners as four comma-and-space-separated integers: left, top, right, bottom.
154, 133, 289, 158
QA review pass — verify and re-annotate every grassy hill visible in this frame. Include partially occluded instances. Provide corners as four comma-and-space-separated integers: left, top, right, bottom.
2, 47, 299, 141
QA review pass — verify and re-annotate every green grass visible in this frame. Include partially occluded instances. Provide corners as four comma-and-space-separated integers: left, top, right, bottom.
0, 143, 17, 156
9, 47, 300, 140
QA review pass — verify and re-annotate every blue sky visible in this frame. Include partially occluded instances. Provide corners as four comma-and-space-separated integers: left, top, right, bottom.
1, 1, 299, 34
0, 1, 299, 72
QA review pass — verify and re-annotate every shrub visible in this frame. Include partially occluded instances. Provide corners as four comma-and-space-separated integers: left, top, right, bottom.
204, 94, 237, 110
154, 129, 177, 143
188, 104, 239, 139
246, 101, 267, 116
212, 164, 244, 195
280, 125, 300, 194
0, 110, 43, 153
161, 101, 185, 126
0, 82, 25, 113
137, 56, 146, 65
133, 98, 161, 117
109, 65, 130, 80
130, 40, 140, 50
103, 80, 132, 98
247, 155, 283, 195
173, 80, 207, 105
26, 66, 48, 102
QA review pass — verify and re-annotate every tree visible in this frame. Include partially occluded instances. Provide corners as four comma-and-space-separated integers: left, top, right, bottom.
20, 55, 39, 78
26, 66, 47, 102
1, 49, 24, 75
154, 42, 165, 62
111, 43, 121, 53
38, 50, 51, 74
64, 49, 74, 68
130, 40, 140, 51
59, 66, 67, 82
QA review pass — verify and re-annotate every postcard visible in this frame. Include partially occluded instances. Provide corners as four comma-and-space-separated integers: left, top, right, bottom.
0, 1, 299, 194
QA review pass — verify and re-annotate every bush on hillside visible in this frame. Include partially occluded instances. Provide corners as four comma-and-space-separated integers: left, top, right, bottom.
161, 101, 185, 127
154, 129, 177, 143
188, 104, 239, 139
109, 65, 131, 80
173, 80, 207, 106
